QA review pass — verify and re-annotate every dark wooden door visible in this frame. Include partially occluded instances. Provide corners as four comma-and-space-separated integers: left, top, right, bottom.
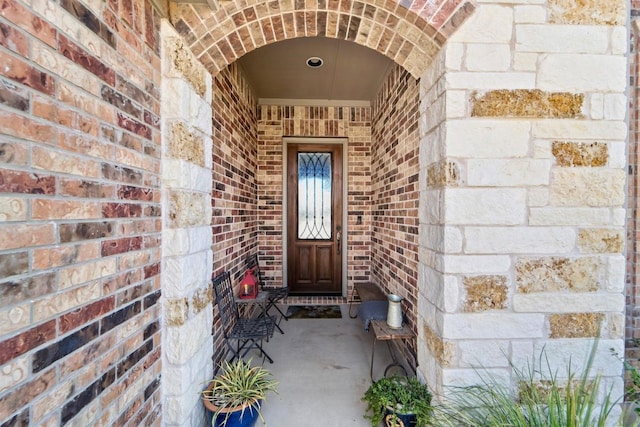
287, 143, 343, 295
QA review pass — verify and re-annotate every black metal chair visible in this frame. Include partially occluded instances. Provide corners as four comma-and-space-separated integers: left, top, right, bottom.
246, 253, 288, 334
212, 271, 276, 363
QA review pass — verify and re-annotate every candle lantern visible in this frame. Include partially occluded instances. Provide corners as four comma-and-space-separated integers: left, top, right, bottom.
239, 267, 258, 299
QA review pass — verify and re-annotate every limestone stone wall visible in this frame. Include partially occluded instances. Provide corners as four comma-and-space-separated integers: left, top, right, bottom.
160, 21, 213, 427
418, 0, 627, 403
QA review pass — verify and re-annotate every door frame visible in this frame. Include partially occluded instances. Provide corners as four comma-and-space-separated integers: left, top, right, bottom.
282, 137, 348, 296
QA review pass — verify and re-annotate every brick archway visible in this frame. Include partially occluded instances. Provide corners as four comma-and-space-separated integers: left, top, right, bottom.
169, 0, 475, 78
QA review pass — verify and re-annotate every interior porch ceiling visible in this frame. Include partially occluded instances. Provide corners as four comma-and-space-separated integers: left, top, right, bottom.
236, 37, 395, 103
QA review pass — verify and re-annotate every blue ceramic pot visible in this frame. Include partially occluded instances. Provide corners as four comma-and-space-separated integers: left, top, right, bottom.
212, 406, 260, 427
383, 408, 417, 427
204, 399, 261, 427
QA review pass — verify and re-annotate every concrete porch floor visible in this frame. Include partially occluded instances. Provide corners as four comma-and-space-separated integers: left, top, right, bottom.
254, 304, 397, 426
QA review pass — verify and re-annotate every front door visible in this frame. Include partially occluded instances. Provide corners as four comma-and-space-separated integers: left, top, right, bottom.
287, 143, 343, 295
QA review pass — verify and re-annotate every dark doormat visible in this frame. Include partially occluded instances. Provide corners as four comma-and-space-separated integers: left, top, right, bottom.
285, 305, 342, 319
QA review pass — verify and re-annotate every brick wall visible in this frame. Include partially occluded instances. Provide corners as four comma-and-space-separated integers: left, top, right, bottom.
212, 63, 258, 279
371, 64, 421, 368
0, 1, 162, 426
210, 63, 258, 367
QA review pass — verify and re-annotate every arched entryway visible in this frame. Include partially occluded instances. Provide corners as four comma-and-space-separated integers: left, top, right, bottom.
160, 1, 475, 424
160, 1, 629, 425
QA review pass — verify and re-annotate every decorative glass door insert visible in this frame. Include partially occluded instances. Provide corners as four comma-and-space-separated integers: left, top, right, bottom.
297, 152, 332, 240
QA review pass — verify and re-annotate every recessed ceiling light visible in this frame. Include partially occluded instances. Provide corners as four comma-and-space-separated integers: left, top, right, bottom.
306, 57, 323, 68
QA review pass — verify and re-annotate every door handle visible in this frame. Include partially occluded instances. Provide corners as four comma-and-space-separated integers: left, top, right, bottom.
336, 226, 341, 255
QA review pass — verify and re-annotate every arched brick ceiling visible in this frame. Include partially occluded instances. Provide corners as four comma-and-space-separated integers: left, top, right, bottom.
169, 0, 475, 79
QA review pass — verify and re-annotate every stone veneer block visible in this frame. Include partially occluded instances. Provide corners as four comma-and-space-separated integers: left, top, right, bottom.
423, 323, 455, 367
168, 190, 212, 228
420, 224, 463, 254
532, 119, 627, 140
421, 264, 459, 312
467, 159, 550, 187
549, 0, 626, 26
458, 340, 511, 368
516, 257, 603, 293
191, 286, 212, 315
427, 160, 459, 188
606, 255, 626, 293
550, 169, 625, 207
514, 293, 624, 313
449, 4, 513, 43
516, 25, 610, 54
164, 298, 189, 327
162, 227, 212, 257
534, 339, 623, 377
465, 44, 511, 71
443, 313, 545, 339
162, 158, 213, 192
471, 90, 584, 118
446, 120, 531, 158
539, 55, 627, 92
445, 188, 526, 225
529, 207, 611, 226
163, 251, 211, 298
466, 227, 575, 254
169, 122, 205, 167
552, 141, 607, 167
165, 37, 206, 97
447, 72, 536, 90
463, 275, 508, 312
578, 228, 624, 253
549, 313, 604, 338
443, 255, 512, 274
165, 308, 213, 365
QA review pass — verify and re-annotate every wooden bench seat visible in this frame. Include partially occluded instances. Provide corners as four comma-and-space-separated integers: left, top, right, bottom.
348, 282, 386, 319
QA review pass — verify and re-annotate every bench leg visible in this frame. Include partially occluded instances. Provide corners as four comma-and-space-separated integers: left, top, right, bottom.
382, 340, 407, 377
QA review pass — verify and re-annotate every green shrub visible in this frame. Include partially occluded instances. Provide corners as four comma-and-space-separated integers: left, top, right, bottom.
362, 375, 432, 426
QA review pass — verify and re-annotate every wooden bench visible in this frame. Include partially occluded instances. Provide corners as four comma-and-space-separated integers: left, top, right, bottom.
350, 283, 415, 379
348, 282, 386, 319
369, 320, 415, 380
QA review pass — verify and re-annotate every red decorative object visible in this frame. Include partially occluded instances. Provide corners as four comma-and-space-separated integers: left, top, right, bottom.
238, 268, 258, 299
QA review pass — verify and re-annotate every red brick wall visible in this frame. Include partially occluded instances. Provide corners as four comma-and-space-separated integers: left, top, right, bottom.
210, 64, 258, 365
257, 105, 373, 300
211, 64, 258, 282
0, 1, 162, 425
371, 64, 420, 350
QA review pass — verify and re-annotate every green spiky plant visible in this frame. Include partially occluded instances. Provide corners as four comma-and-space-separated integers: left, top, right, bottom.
431, 343, 625, 427
202, 358, 278, 426
610, 343, 640, 421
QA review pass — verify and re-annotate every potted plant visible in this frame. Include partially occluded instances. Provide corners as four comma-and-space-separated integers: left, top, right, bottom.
362, 375, 433, 427
202, 358, 278, 427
